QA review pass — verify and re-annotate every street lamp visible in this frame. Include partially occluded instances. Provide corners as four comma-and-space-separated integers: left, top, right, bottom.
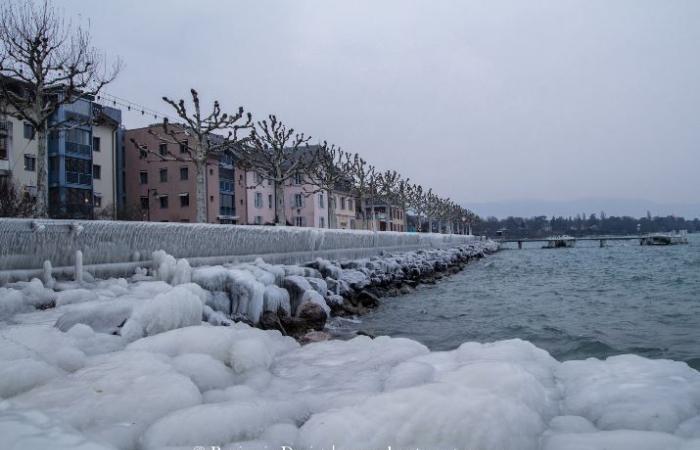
461, 216, 467, 235
147, 188, 158, 222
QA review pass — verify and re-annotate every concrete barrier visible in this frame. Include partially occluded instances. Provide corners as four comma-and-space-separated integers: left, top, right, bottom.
0, 219, 478, 282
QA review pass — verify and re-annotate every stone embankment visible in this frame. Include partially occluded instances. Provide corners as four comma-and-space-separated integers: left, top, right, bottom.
185, 240, 498, 341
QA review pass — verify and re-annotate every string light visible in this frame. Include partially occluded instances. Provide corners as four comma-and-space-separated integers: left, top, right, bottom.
92, 91, 175, 123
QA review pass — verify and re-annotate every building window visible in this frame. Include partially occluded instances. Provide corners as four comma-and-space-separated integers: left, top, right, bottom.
294, 216, 304, 227
93, 194, 102, 208
255, 215, 262, 225
23, 123, 35, 139
159, 143, 168, 156
92, 136, 101, 152
24, 155, 36, 171
140, 196, 149, 210
320, 217, 325, 228
220, 193, 234, 216
319, 193, 324, 208
293, 172, 303, 185
0, 137, 7, 160
159, 195, 168, 209
160, 168, 168, 183
294, 193, 303, 208
340, 196, 346, 210
255, 192, 263, 208
179, 140, 188, 154
348, 199, 353, 210
179, 193, 189, 207
255, 172, 264, 185
139, 171, 148, 185
180, 167, 188, 180
268, 194, 273, 209
93, 164, 101, 180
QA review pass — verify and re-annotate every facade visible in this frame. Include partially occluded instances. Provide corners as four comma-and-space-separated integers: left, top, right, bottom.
0, 97, 122, 219
123, 125, 247, 224
366, 202, 406, 232
245, 170, 360, 229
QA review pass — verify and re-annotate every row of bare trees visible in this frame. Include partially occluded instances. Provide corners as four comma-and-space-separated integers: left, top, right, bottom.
0, 0, 476, 233
137, 87, 477, 233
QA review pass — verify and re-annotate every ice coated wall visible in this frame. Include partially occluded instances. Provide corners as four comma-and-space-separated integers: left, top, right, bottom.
0, 219, 478, 281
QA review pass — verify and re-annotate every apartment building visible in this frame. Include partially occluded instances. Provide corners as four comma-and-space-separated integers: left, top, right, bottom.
366, 201, 406, 232
0, 96, 122, 219
123, 125, 247, 223
245, 170, 361, 228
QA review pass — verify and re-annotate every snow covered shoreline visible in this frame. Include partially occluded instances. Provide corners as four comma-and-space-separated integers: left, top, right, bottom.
1, 240, 700, 450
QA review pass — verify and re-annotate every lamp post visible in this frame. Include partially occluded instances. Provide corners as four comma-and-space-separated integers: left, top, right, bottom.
147, 188, 158, 222
461, 216, 467, 235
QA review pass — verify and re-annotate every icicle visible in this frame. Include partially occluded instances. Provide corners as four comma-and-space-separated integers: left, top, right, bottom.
75, 250, 83, 283
42, 260, 55, 289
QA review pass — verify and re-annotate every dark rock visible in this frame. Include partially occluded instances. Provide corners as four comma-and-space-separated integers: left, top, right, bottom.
280, 302, 328, 336
356, 290, 380, 308
356, 330, 376, 339
399, 284, 413, 295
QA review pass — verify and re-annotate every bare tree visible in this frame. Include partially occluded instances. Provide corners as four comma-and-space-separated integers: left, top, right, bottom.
347, 154, 375, 230
304, 141, 348, 229
0, 0, 121, 217
130, 89, 251, 223
376, 170, 413, 231
0, 175, 34, 217
407, 184, 427, 232
235, 115, 312, 226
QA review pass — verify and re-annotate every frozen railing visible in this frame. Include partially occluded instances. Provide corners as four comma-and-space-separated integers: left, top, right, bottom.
0, 218, 477, 282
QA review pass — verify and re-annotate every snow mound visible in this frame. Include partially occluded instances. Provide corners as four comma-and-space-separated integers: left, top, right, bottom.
120, 284, 204, 341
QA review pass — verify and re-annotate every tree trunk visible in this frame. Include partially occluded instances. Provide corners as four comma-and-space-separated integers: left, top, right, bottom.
274, 181, 286, 225
327, 189, 335, 229
34, 123, 49, 218
195, 160, 207, 223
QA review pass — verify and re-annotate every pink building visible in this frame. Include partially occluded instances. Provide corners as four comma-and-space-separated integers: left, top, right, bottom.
123, 125, 247, 223
245, 170, 359, 228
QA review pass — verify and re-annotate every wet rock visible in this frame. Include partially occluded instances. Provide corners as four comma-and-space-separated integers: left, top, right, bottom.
356, 330, 376, 339
280, 302, 328, 336
259, 310, 286, 334
399, 284, 413, 295
356, 290, 380, 308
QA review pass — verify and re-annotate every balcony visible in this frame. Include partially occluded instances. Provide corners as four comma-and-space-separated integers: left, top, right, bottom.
66, 171, 92, 186
65, 141, 92, 158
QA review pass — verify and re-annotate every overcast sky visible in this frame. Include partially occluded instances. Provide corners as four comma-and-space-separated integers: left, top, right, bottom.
62, 0, 700, 211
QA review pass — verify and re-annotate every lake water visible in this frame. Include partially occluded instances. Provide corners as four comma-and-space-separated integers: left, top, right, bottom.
345, 234, 700, 368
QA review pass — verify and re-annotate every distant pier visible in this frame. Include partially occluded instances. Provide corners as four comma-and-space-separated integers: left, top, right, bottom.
499, 233, 688, 249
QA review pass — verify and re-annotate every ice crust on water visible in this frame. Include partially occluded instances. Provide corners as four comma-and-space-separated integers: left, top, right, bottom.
0, 241, 699, 450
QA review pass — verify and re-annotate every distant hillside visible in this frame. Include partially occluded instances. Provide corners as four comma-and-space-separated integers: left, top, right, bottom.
466, 198, 700, 220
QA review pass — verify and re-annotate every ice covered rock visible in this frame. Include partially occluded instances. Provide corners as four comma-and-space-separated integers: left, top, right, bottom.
306, 277, 328, 297
0, 288, 27, 320
263, 285, 291, 316
282, 275, 313, 314
298, 290, 331, 316
120, 285, 204, 341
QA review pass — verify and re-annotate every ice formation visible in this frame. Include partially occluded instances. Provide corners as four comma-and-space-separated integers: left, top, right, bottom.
0, 240, 699, 450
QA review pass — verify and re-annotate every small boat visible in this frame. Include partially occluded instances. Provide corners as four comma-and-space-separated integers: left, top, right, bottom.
640, 230, 689, 246
543, 235, 576, 249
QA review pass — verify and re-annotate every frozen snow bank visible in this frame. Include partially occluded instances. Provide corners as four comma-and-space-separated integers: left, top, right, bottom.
1, 251, 699, 450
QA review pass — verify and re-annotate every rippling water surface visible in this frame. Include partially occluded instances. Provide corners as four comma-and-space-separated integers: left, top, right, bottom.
346, 234, 700, 368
